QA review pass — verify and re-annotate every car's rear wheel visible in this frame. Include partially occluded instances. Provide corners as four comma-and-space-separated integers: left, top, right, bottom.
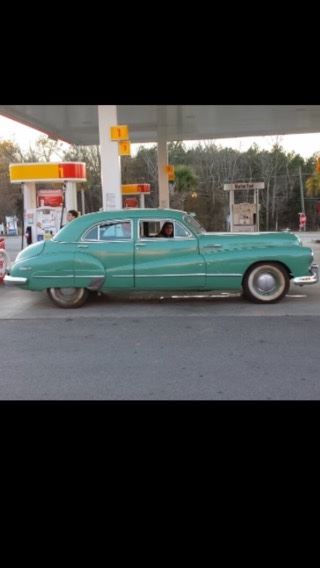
47, 287, 89, 308
243, 262, 290, 303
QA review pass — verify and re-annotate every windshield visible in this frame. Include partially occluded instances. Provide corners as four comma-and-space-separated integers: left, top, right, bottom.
183, 213, 206, 234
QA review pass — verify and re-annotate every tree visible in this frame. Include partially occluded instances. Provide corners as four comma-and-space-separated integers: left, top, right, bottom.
173, 164, 198, 193
63, 145, 102, 212
0, 141, 25, 226
168, 141, 188, 164
169, 165, 198, 211
305, 156, 320, 197
22, 135, 66, 162
2, 135, 319, 231
122, 145, 159, 207
305, 174, 320, 196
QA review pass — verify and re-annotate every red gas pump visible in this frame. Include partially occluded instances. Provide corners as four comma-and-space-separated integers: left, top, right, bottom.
0, 238, 10, 283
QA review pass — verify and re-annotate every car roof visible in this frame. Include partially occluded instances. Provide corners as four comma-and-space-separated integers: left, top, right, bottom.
54, 208, 187, 241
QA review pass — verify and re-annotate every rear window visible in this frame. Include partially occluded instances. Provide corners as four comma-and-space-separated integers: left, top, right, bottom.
83, 221, 132, 241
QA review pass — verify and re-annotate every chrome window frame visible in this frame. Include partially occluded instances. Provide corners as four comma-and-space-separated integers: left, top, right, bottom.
182, 213, 206, 235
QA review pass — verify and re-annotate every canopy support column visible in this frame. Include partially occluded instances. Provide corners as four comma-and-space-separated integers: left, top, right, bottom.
65, 181, 77, 212
157, 107, 169, 208
98, 105, 122, 210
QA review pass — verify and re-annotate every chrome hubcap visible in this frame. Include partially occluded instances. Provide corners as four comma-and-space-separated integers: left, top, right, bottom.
56, 288, 78, 298
255, 272, 277, 293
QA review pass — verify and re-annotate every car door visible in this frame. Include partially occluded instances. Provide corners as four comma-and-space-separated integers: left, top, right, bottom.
134, 218, 206, 289
74, 219, 134, 290
199, 234, 244, 291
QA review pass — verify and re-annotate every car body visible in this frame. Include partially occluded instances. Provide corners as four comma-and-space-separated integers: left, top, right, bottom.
4, 208, 319, 308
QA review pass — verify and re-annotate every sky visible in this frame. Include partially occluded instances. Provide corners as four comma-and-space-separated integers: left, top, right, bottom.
1, 114, 320, 159
0, 116, 49, 150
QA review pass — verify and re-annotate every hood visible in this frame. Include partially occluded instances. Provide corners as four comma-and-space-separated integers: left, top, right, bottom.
200, 231, 302, 248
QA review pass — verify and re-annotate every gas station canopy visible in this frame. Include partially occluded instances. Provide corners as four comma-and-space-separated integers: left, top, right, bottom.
9, 162, 87, 183
2, 105, 320, 213
1, 105, 320, 146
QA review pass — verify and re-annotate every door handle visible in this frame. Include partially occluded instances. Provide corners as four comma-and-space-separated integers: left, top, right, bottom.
203, 244, 222, 249
77, 244, 88, 248
135, 243, 147, 247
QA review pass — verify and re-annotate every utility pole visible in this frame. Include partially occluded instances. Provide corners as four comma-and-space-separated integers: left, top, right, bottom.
299, 166, 305, 213
298, 166, 306, 231
266, 180, 270, 231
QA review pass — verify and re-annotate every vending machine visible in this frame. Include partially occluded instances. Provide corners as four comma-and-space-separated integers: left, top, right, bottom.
5, 216, 18, 236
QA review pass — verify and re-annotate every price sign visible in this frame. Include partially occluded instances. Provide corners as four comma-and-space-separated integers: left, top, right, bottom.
110, 125, 129, 141
119, 141, 131, 156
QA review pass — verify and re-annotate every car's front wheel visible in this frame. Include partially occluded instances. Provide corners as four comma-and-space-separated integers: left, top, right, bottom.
47, 287, 89, 308
243, 262, 290, 303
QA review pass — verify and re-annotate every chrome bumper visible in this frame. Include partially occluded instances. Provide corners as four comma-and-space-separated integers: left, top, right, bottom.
3, 274, 28, 286
293, 264, 319, 285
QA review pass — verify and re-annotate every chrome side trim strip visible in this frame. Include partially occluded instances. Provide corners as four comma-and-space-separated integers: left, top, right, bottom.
135, 273, 242, 278
41, 275, 105, 280
207, 273, 242, 277
33, 275, 74, 279
135, 273, 206, 278
110, 275, 134, 278
74, 275, 105, 279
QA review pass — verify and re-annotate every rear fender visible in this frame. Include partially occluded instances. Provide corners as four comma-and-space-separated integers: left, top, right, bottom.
73, 252, 105, 289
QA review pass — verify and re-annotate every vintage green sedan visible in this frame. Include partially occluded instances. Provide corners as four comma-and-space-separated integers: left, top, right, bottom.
4, 208, 319, 308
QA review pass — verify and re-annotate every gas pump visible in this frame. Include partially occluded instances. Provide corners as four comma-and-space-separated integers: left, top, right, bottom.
122, 184, 150, 207
232, 202, 257, 232
35, 207, 63, 241
0, 237, 10, 283
24, 198, 63, 244
223, 182, 265, 232
9, 162, 87, 247
24, 207, 60, 244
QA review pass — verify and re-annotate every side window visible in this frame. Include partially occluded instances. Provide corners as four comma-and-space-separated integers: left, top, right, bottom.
139, 219, 191, 239
140, 221, 153, 238
175, 221, 192, 238
84, 226, 98, 240
83, 221, 132, 241
139, 220, 162, 238
100, 222, 132, 240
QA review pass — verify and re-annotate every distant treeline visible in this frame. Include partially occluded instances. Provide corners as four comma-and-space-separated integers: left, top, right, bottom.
1, 138, 319, 231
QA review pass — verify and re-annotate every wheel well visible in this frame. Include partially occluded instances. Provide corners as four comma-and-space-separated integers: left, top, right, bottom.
242, 261, 291, 285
